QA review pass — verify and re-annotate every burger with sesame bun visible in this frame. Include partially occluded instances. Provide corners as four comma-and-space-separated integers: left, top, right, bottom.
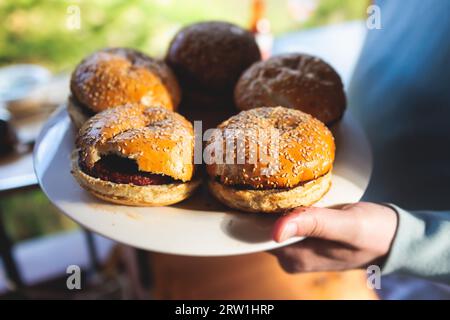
205, 107, 335, 213
71, 103, 200, 206
68, 48, 181, 129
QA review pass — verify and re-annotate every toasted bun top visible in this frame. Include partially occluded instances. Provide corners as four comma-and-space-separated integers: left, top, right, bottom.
234, 53, 346, 125
166, 21, 261, 93
77, 104, 194, 182
205, 107, 335, 189
71, 48, 181, 113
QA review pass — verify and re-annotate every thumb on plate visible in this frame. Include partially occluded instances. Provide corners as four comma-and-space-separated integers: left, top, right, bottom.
272, 206, 357, 244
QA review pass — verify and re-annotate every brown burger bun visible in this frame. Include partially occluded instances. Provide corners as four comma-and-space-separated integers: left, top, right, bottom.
166, 21, 261, 95
234, 53, 346, 125
205, 107, 335, 213
73, 104, 198, 206
70, 48, 180, 127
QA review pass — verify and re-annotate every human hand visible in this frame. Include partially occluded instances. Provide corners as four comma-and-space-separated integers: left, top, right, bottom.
270, 202, 398, 273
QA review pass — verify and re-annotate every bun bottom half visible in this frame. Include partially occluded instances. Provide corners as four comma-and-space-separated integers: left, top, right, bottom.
208, 171, 332, 213
67, 98, 90, 130
71, 151, 200, 206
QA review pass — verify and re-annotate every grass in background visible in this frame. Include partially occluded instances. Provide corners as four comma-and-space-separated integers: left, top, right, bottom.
1, 190, 78, 242
0, 0, 366, 71
0, 0, 365, 242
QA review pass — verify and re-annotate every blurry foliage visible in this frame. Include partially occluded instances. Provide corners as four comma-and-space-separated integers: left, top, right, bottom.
0, 0, 366, 71
0, 0, 364, 241
1, 189, 78, 242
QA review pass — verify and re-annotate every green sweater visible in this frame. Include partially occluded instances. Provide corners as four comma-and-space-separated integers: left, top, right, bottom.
383, 205, 450, 284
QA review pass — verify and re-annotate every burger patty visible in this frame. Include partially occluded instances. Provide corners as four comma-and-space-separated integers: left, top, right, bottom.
81, 154, 176, 186
214, 175, 317, 191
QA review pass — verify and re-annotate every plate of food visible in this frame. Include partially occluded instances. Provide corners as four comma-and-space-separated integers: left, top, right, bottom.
34, 21, 371, 256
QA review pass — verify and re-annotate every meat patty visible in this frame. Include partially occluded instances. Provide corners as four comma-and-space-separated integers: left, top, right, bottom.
80, 154, 176, 186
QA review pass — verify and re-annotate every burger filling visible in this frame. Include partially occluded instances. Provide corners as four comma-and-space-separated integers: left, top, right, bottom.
214, 174, 323, 191
80, 154, 177, 186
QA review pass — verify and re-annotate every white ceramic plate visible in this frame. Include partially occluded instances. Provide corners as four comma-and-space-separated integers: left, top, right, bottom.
34, 108, 372, 256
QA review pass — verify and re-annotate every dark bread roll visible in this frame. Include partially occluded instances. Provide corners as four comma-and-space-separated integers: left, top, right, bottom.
166, 21, 261, 95
234, 53, 346, 125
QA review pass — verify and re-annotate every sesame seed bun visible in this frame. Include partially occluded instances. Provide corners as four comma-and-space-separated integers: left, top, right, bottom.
206, 106, 335, 189
234, 53, 346, 125
205, 106, 334, 213
208, 171, 332, 213
71, 151, 201, 206
166, 21, 261, 95
77, 103, 195, 183
70, 48, 181, 125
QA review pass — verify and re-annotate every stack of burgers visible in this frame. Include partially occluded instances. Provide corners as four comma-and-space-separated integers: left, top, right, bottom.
70, 21, 345, 213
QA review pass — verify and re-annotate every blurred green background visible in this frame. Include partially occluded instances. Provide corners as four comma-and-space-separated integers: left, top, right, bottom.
0, 0, 366, 242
